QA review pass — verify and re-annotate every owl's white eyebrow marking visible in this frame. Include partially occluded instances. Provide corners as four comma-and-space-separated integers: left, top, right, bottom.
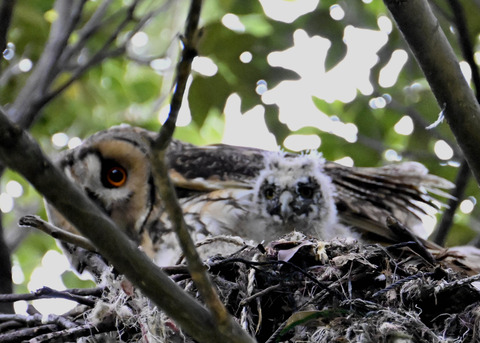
111, 136, 150, 155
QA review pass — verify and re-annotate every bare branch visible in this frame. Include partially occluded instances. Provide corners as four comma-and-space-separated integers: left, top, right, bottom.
57, 0, 115, 66
18, 215, 96, 252
9, 0, 87, 127
156, 0, 201, 150
150, 1, 255, 341
384, 0, 480, 185
432, 155, 471, 246
446, 0, 480, 99
45, 1, 173, 106
0, 286, 100, 307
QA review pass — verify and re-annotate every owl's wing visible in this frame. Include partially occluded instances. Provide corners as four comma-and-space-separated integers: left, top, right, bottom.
166, 140, 454, 243
324, 161, 455, 241
167, 140, 265, 193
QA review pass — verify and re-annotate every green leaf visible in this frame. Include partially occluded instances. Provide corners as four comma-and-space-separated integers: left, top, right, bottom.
61, 271, 96, 289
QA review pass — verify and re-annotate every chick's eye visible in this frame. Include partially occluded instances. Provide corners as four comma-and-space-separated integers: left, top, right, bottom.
263, 187, 276, 200
106, 166, 127, 187
297, 184, 314, 199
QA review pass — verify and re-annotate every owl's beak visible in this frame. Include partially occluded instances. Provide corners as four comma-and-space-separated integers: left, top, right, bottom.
279, 191, 294, 221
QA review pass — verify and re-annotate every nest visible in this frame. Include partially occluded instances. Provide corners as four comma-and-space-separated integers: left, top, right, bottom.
1, 233, 480, 342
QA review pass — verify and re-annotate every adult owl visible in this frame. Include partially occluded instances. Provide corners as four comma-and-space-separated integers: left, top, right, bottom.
45, 125, 453, 266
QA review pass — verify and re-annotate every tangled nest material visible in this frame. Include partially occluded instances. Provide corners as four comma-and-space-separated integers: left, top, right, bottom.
1, 233, 480, 343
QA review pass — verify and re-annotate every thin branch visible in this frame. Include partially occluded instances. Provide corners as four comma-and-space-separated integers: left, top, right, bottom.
0, 110, 252, 343
383, 0, 480, 185
9, 0, 87, 127
45, 0, 170, 105
155, 0, 201, 150
41, 47, 126, 106
18, 215, 96, 252
0, 286, 99, 307
432, 158, 471, 246
446, 0, 480, 99
57, 0, 116, 67
150, 1, 254, 341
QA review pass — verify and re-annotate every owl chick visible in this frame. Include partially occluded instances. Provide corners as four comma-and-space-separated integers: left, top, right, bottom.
250, 152, 349, 240
176, 151, 350, 244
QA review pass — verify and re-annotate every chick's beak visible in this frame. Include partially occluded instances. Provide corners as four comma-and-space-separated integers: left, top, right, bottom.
279, 191, 294, 221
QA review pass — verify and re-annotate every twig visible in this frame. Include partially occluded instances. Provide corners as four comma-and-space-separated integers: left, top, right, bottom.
0, 324, 58, 343
25, 321, 118, 343
386, 216, 436, 265
0, 286, 103, 306
57, 0, 116, 67
18, 215, 96, 252
430, 0, 480, 245
43, 0, 141, 104
9, 0, 88, 127
239, 284, 281, 306
432, 160, 470, 245
155, 0, 201, 150
372, 271, 435, 298
446, 0, 480, 99
213, 257, 344, 298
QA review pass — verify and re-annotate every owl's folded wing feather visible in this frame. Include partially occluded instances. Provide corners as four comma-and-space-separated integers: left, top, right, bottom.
167, 140, 265, 194
324, 161, 455, 240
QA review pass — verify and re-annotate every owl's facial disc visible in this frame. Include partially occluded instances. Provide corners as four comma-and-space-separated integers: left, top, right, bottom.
261, 178, 320, 222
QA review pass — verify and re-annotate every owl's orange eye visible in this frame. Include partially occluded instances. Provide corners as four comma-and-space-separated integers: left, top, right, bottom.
106, 166, 127, 187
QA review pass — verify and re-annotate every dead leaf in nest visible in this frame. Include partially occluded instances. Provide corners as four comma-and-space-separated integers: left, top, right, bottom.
331, 253, 377, 269
121, 279, 135, 296
276, 241, 315, 262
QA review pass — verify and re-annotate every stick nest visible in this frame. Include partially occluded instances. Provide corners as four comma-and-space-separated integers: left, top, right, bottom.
1, 233, 480, 342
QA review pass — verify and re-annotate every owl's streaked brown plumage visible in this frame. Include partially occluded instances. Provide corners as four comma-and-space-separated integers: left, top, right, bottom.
46, 125, 454, 267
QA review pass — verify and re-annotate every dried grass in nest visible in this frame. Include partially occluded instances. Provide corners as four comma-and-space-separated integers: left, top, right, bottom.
1, 233, 480, 342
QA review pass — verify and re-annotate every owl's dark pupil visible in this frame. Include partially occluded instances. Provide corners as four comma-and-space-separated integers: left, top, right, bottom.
298, 185, 314, 199
109, 168, 124, 182
264, 187, 275, 199
102, 163, 128, 188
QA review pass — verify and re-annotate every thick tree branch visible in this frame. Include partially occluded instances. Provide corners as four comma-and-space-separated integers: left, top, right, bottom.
431, 0, 480, 245
0, 111, 252, 343
384, 0, 480, 185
